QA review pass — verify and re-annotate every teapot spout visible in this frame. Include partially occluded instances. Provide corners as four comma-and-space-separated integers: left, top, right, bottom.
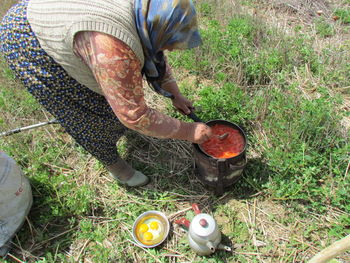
206, 241, 216, 253
217, 243, 232, 252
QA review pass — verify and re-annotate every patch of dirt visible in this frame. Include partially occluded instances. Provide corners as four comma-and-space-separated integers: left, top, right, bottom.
269, 0, 332, 21
220, 198, 349, 261
226, 199, 291, 241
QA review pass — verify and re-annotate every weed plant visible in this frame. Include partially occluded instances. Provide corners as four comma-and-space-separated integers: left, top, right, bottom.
315, 18, 335, 38
334, 7, 350, 24
169, 15, 324, 86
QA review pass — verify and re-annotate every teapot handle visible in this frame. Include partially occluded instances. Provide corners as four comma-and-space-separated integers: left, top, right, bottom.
175, 218, 191, 229
192, 203, 201, 215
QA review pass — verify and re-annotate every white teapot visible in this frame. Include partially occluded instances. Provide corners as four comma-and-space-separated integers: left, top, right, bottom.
175, 204, 231, 256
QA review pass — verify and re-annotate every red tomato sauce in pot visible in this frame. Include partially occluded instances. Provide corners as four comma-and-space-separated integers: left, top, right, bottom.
200, 124, 245, 159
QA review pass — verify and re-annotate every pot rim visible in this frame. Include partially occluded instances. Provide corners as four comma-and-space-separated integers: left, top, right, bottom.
195, 119, 247, 160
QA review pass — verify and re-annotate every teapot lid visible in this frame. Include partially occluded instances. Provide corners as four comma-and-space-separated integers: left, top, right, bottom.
190, 213, 216, 237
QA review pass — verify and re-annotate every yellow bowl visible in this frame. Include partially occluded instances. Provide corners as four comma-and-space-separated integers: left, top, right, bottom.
132, 211, 170, 248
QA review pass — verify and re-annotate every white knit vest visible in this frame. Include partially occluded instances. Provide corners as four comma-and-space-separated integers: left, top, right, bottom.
27, 0, 145, 95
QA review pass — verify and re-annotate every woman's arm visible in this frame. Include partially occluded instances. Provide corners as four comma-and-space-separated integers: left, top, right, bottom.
73, 31, 211, 143
160, 57, 194, 115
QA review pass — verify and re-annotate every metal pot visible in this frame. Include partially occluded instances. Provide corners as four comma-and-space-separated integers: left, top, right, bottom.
187, 112, 248, 195
175, 204, 231, 256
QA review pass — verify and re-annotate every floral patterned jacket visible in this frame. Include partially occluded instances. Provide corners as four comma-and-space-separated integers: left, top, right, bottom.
73, 31, 192, 140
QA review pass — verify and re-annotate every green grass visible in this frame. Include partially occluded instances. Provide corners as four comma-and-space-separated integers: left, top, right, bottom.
334, 7, 350, 24
1, 0, 350, 262
315, 18, 335, 38
169, 15, 325, 86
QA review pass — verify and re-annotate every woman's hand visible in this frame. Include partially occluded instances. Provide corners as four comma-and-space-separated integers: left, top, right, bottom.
192, 123, 213, 144
160, 79, 194, 115
172, 93, 194, 115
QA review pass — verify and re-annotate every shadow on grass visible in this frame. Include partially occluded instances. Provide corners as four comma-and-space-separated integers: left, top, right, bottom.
122, 130, 272, 204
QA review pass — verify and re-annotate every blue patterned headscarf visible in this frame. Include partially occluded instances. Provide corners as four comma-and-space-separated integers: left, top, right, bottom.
135, 0, 202, 80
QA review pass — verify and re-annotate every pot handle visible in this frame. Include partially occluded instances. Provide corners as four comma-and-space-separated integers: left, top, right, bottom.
187, 111, 204, 123
175, 218, 191, 229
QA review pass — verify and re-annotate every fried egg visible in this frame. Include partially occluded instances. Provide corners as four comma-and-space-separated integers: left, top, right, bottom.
136, 217, 164, 245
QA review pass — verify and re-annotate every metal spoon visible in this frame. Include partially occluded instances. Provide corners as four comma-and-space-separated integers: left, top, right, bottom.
217, 133, 229, 140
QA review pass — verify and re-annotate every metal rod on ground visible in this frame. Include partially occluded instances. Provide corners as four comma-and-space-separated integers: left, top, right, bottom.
0, 119, 59, 137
